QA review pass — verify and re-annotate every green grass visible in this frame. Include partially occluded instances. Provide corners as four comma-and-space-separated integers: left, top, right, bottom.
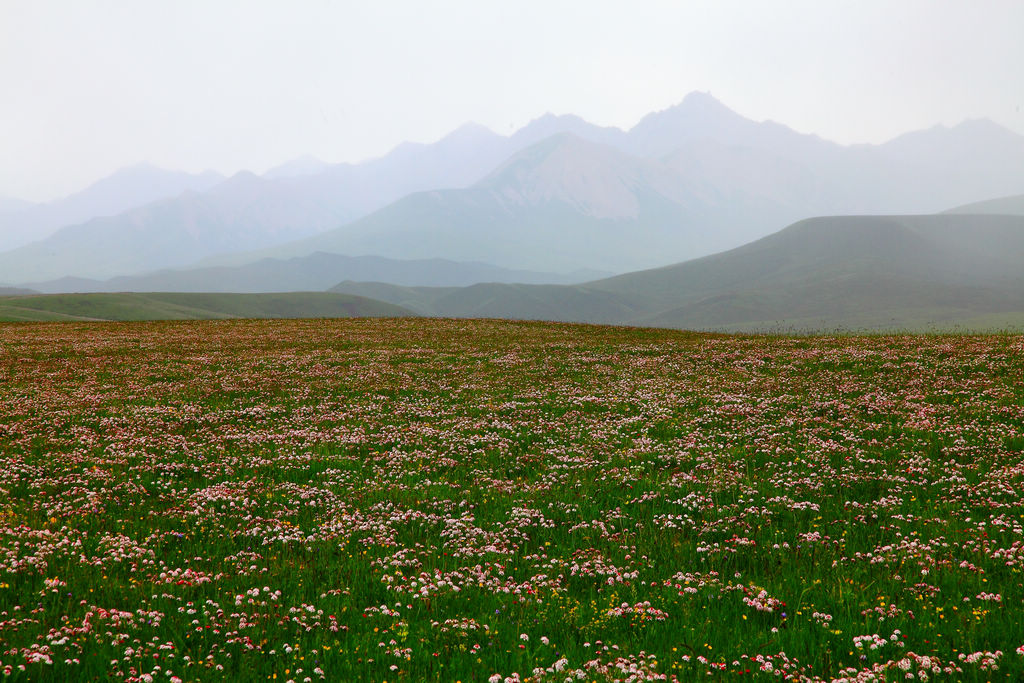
0, 318, 1021, 681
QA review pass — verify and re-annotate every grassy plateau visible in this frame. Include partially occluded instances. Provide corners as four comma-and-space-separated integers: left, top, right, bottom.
0, 318, 1021, 681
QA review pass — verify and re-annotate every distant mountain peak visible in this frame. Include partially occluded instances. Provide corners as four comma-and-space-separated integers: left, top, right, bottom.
948, 118, 1020, 138
224, 169, 262, 184
442, 122, 497, 141
882, 117, 1024, 156
649, 91, 739, 121
625, 91, 754, 155
508, 112, 630, 152
476, 133, 653, 220
523, 112, 589, 128
514, 113, 589, 137
381, 122, 501, 162
679, 90, 729, 109
480, 132, 624, 180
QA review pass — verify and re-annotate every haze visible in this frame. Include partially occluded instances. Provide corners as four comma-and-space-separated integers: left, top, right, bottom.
3, 0, 1024, 202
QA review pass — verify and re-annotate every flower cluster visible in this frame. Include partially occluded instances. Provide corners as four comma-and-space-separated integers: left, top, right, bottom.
0, 320, 1021, 680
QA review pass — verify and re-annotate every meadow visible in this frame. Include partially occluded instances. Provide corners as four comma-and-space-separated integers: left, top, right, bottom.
0, 318, 1021, 682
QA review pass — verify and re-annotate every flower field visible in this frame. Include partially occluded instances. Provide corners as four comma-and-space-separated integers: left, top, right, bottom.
0, 318, 1022, 682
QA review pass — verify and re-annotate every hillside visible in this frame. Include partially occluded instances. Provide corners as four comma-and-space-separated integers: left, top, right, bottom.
0, 292, 413, 322
25, 253, 608, 294
329, 280, 647, 324
332, 213, 1024, 332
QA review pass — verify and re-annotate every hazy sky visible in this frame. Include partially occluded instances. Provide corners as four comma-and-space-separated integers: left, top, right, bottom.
3, 0, 1023, 202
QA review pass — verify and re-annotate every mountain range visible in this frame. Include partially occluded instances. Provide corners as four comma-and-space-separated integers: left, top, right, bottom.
0, 165, 224, 252
5, 92, 1024, 286
241, 133, 800, 273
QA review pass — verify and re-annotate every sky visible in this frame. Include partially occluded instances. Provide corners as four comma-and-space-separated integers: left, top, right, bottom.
2, 0, 1023, 202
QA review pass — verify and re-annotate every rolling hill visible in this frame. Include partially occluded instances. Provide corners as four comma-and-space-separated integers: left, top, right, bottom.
328, 280, 648, 325
331, 213, 1024, 332
25, 253, 608, 294
0, 292, 413, 322
593, 214, 1024, 330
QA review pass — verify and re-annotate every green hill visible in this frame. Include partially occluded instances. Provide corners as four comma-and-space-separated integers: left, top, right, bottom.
0, 292, 414, 322
333, 214, 1024, 332
26, 253, 606, 294
593, 214, 1024, 294
330, 281, 647, 324
595, 213, 1024, 330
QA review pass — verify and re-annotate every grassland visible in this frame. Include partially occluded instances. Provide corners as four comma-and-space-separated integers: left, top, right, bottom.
0, 292, 413, 322
0, 319, 1022, 681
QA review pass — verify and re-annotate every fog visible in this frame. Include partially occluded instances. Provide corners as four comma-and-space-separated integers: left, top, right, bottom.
2, 0, 1023, 201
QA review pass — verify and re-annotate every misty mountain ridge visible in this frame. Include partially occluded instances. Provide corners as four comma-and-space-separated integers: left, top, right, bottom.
508, 113, 630, 151
4, 92, 1024, 285
228, 108, 1024, 274
0, 171, 352, 283
231, 132, 798, 274
478, 133, 690, 220
0, 164, 224, 251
